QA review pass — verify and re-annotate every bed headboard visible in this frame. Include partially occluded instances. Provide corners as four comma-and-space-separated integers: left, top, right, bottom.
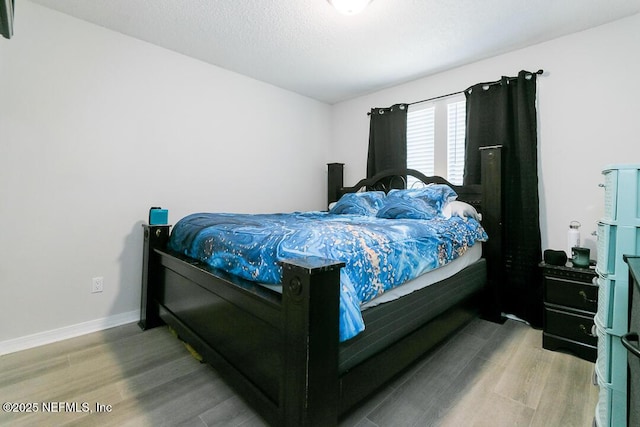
334, 168, 482, 211
328, 147, 500, 214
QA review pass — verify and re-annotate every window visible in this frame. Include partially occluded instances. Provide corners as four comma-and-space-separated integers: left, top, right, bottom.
406, 96, 466, 186
406, 106, 434, 188
447, 100, 466, 185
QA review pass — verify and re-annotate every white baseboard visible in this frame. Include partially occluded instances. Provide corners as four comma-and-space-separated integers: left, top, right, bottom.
0, 310, 140, 356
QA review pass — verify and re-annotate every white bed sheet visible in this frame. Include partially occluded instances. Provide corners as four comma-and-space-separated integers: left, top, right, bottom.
360, 243, 483, 310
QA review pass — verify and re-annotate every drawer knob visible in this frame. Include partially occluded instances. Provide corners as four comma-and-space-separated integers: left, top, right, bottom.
579, 324, 596, 337
579, 290, 596, 303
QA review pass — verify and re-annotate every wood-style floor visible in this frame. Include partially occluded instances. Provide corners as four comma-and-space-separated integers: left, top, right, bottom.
0, 318, 597, 427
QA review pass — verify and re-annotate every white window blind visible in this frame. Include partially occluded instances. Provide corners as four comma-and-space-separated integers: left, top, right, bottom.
447, 101, 466, 185
406, 106, 435, 188
406, 97, 466, 187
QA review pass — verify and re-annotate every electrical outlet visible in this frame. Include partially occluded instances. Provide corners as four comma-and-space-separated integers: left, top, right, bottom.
91, 277, 104, 293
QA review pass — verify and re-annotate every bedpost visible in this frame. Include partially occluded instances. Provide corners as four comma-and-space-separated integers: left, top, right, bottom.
480, 145, 504, 323
327, 163, 344, 206
139, 224, 170, 330
280, 257, 344, 427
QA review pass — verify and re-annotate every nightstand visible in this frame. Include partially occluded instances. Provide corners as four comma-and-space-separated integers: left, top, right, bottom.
541, 261, 598, 362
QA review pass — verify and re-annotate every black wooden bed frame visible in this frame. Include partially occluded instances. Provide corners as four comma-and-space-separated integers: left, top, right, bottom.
139, 146, 502, 426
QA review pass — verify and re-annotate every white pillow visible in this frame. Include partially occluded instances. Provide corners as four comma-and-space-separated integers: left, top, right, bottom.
442, 201, 481, 221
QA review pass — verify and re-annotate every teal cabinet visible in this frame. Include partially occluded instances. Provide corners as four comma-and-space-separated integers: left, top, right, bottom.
595, 164, 640, 427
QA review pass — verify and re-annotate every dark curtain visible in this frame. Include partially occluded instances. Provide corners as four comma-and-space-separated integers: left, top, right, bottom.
465, 70, 543, 327
367, 104, 408, 185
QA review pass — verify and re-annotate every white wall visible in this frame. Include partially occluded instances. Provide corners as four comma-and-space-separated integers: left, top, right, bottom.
330, 13, 640, 259
0, 1, 331, 347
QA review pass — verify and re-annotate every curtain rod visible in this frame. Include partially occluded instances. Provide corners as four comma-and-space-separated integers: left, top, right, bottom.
366, 69, 544, 115
407, 69, 544, 107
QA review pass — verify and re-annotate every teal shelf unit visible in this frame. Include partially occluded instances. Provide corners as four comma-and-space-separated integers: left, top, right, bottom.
594, 164, 640, 427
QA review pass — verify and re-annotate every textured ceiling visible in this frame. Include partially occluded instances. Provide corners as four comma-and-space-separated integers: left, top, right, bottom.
27, 0, 640, 104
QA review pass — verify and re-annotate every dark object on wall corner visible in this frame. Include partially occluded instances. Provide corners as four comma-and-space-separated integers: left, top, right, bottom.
0, 0, 14, 39
544, 249, 567, 266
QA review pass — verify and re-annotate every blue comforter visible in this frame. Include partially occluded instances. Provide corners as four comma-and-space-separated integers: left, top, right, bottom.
168, 211, 487, 341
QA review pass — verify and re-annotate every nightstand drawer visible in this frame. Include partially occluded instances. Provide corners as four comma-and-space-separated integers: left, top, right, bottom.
544, 276, 597, 313
541, 262, 598, 362
544, 307, 597, 347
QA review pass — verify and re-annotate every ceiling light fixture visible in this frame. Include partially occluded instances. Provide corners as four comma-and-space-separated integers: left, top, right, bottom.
327, 0, 372, 15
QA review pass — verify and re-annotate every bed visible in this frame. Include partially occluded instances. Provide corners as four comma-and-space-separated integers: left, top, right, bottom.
139, 146, 503, 426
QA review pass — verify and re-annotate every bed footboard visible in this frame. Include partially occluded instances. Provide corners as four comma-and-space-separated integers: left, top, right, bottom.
140, 225, 345, 426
